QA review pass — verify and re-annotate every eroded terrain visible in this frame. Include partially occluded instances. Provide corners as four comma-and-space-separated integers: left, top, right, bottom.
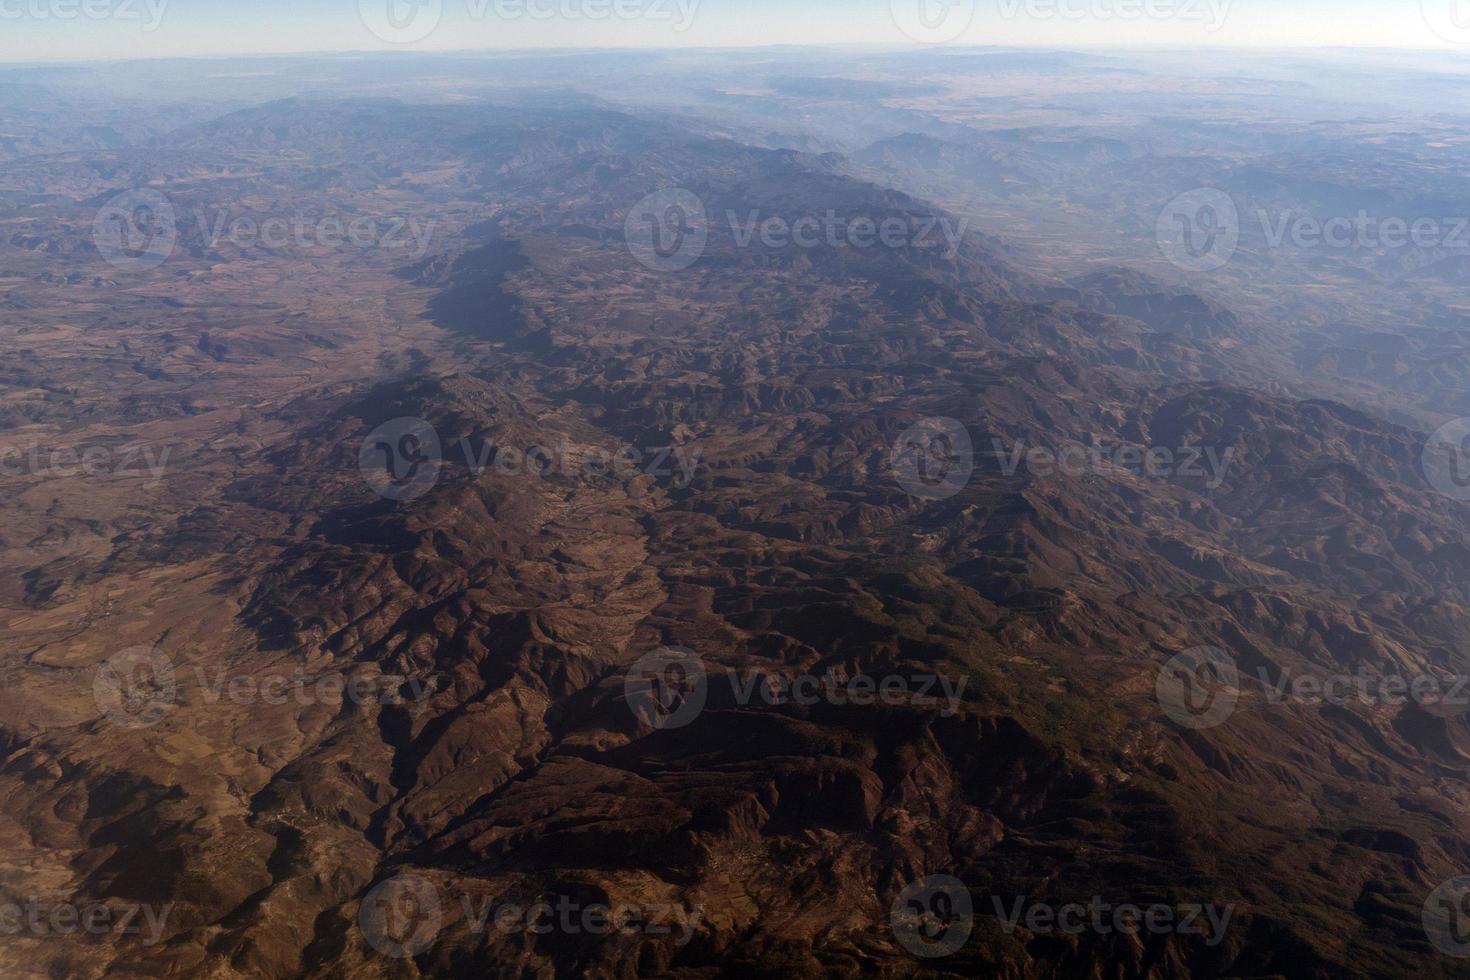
3, 54, 1470, 979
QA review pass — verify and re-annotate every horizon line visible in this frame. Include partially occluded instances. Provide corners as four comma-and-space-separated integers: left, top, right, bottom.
4, 40, 1469, 68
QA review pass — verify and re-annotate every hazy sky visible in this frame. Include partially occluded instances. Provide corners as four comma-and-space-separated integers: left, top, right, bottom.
1, 0, 1468, 62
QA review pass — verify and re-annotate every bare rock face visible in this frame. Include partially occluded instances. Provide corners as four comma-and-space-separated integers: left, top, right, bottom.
4, 80, 1470, 980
